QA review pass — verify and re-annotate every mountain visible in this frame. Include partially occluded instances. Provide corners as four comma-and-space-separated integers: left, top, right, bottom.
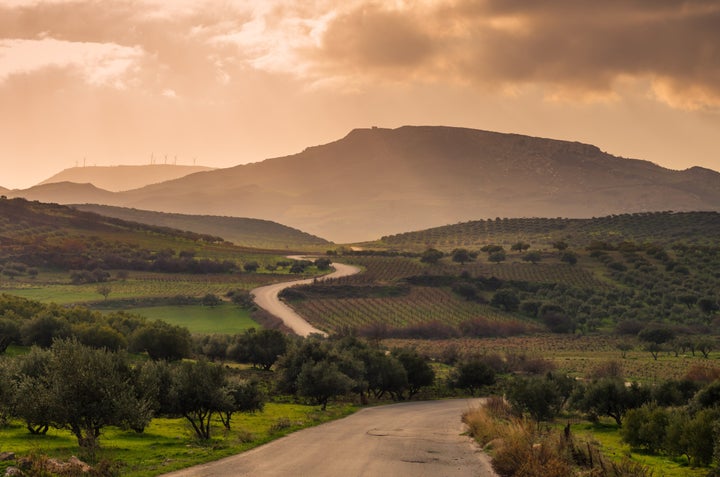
9, 182, 118, 205
9, 126, 720, 242
73, 204, 331, 250
38, 164, 214, 192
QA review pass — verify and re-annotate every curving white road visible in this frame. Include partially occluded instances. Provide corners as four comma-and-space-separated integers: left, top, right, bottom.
250, 258, 361, 337
159, 398, 496, 477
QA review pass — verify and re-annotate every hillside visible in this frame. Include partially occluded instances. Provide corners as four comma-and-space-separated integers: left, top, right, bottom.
73, 204, 331, 250
10, 126, 720, 242
0, 196, 274, 278
38, 164, 214, 192
372, 212, 720, 251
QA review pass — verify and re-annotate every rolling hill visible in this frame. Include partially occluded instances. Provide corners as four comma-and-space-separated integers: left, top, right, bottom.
37, 164, 214, 192
9, 126, 720, 242
73, 204, 331, 250
371, 212, 720, 252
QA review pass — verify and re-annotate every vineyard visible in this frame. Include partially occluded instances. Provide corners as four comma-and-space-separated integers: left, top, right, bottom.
287, 286, 531, 332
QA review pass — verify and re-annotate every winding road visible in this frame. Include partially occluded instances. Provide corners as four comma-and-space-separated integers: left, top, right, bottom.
251, 258, 361, 337
160, 398, 496, 477
158, 262, 499, 476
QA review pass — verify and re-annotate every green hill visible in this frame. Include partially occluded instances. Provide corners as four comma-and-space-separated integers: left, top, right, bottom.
73, 204, 331, 250
371, 212, 720, 252
0, 197, 277, 275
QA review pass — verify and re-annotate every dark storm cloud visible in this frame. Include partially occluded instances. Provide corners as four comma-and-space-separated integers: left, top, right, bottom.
315, 0, 720, 108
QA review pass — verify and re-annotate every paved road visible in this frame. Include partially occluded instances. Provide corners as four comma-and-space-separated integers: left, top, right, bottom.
251, 259, 361, 337
160, 399, 496, 477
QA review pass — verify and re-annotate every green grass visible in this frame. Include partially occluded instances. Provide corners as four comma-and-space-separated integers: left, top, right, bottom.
576, 420, 707, 477
128, 304, 259, 334
0, 403, 357, 477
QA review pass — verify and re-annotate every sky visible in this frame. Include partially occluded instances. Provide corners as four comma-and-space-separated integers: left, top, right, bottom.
1, 0, 719, 189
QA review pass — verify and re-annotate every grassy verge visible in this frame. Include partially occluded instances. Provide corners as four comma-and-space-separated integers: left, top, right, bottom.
575, 420, 707, 477
0, 403, 356, 477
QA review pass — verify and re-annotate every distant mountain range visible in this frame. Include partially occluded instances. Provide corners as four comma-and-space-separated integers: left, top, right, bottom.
37, 164, 214, 192
6, 126, 720, 242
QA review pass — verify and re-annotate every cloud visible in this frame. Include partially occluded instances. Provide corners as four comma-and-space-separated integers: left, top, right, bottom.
0, 0, 718, 110
0, 38, 143, 86
273, 0, 720, 110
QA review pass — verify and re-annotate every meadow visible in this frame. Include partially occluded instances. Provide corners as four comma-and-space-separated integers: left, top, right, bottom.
0, 403, 356, 477
126, 304, 258, 334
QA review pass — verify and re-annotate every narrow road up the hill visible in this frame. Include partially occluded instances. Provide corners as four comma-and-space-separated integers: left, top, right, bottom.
160, 398, 496, 477
251, 258, 361, 336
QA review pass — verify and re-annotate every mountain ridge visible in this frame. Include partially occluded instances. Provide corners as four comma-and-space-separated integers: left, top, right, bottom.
72, 204, 331, 249
8, 126, 720, 242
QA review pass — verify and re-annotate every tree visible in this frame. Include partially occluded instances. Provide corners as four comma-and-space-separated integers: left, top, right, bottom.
43, 339, 153, 448
491, 290, 520, 312
129, 320, 192, 361
511, 242, 531, 252
393, 348, 435, 399
96, 284, 112, 301
363, 351, 408, 400
420, 248, 444, 264
452, 282, 478, 301
451, 248, 475, 265
0, 358, 18, 426
451, 359, 495, 395
0, 318, 20, 354
20, 313, 72, 348
218, 380, 264, 430
481, 244, 504, 254
695, 338, 715, 358
314, 258, 332, 271
552, 241, 569, 251
488, 251, 506, 264
243, 261, 260, 272
297, 360, 353, 410
168, 360, 231, 439
202, 293, 222, 307
508, 376, 563, 425
574, 378, 649, 426
621, 403, 669, 453
232, 328, 288, 370
616, 342, 633, 359
11, 347, 53, 434
227, 289, 254, 308
522, 251, 542, 264
75, 323, 127, 351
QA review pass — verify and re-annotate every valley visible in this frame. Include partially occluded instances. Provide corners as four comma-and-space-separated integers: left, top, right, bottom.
0, 195, 718, 475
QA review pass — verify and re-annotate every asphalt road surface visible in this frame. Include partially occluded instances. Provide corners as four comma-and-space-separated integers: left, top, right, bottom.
160, 399, 496, 477
251, 259, 361, 337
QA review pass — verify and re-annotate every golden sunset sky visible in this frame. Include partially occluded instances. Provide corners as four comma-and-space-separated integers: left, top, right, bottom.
1, 0, 719, 189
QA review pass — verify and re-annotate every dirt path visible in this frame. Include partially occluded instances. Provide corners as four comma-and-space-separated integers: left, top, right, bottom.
250, 258, 361, 337
159, 398, 496, 477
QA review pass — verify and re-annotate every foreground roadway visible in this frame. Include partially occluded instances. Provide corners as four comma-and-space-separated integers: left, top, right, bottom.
160, 398, 496, 477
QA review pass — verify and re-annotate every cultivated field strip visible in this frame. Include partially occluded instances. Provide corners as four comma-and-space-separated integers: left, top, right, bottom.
291, 286, 526, 333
